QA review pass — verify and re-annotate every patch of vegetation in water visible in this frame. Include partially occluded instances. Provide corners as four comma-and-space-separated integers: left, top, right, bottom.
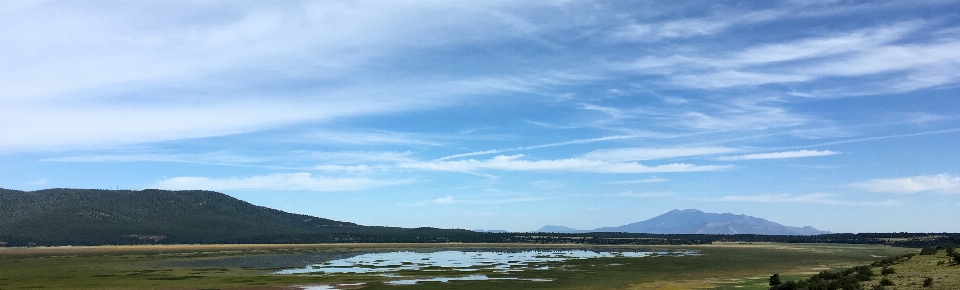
0, 243, 920, 290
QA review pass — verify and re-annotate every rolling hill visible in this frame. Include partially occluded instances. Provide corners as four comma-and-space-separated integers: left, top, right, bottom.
0, 188, 478, 246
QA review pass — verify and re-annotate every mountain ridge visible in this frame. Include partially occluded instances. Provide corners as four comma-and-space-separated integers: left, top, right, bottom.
537, 209, 829, 235
0, 188, 479, 246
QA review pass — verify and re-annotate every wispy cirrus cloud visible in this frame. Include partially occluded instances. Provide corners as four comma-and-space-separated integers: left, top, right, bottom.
296, 151, 416, 164
435, 135, 653, 161
402, 154, 729, 174
619, 20, 960, 93
677, 99, 811, 131
43, 151, 268, 165
607, 9, 781, 42
406, 195, 553, 206
605, 176, 670, 184
710, 193, 899, 206
151, 172, 417, 192
583, 147, 737, 161
716, 150, 839, 161
849, 174, 960, 194
605, 191, 672, 198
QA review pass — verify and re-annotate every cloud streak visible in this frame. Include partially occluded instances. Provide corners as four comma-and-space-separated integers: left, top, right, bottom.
584, 147, 737, 161
850, 174, 960, 194
716, 150, 839, 161
710, 193, 899, 206
151, 172, 417, 192
605, 177, 670, 184
403, 154, 729, 174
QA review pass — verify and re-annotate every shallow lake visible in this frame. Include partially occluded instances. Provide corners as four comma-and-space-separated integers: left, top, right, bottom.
276, 249, 697, 275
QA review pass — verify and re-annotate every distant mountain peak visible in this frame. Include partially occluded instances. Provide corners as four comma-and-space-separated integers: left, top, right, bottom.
542, 209, 829, 235
534, 225, 587, 233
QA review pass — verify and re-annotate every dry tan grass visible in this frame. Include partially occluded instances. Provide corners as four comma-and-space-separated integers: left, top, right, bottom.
861, 250, 960, 290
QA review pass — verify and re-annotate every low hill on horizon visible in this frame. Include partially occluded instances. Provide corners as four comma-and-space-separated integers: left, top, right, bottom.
9, 188, 957, 248
0, 188, 479, 246
536, 209, 829, 235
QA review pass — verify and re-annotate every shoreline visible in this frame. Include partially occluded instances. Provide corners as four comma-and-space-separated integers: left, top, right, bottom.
0, 241, 911, 255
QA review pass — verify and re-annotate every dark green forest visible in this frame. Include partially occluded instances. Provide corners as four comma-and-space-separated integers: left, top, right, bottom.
2, 188, 958, 247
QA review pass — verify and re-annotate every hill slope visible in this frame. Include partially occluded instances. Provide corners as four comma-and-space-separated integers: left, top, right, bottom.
592, 209, 829, 235
0, 188, 473, 246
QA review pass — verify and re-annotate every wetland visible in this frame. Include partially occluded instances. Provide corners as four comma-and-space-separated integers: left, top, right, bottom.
0, 243, 918, 289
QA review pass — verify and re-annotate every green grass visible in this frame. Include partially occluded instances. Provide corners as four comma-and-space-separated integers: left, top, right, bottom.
0, 243, 917, 290
859, 250, 960, 290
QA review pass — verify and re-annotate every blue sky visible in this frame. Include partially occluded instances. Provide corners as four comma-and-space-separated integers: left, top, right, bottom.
2, 0, 959, 233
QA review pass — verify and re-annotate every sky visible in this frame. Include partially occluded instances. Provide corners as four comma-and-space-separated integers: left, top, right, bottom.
2, 0, 959, 233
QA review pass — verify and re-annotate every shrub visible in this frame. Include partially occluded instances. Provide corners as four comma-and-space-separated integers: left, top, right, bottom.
923, 277, 933, 287
852, 265, 874, 281
879, 277, 894, 286
870, 285, 885, 290
769, 273, 782, 286
920, 247, 938, 255
881, 267, 895, 275
770, 280, 798, 290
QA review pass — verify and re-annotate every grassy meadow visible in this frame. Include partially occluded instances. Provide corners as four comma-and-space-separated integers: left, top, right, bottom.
0, 243, 923, 290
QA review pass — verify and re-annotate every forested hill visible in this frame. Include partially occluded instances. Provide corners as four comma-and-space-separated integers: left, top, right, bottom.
0, 188, 478, 246
3, 188, 959, 248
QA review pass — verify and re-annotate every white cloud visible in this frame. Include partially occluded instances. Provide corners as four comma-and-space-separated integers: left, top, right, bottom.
433, 196, 455, 204
407, 195, 551, 206
151, 172, 417, 192
0, 2, 594, 152
727, 23, 918, 66
606, 191, 672, 198
435, 135, 651, 161
43, 151, 268, 165
714, 193, 899, 206
29, 178, 49, 185
402, 154, 729, 174
671, 98, 811, 131
605, 177, 670, 184
608, 9, 781, 43
297, 151, 415, 164
303, 131, 443, 146
530, 180, 565, 190
618, 20, 960, 93
313, 164, 380, 173
802, 41, 960, 77
583, 147, 737, 161
673, 71, 811, 89
717, 150, 840, 161
849, 174, 960, 194
580, 104, 631, 119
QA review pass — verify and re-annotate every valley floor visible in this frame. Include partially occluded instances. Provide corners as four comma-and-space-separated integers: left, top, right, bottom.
0, 243, 940, 290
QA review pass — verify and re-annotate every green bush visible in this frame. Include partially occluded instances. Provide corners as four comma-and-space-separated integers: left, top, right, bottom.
769, 274, 782, 286
881, 267, 894, 275
879, 277, 894, 286
923, 277, 933, 287
920, 247, 938, 255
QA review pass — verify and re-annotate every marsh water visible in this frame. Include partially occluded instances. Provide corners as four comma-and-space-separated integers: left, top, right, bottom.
275, 249, 694, 274
163, 247, 697, 287
265, 248, 697, 287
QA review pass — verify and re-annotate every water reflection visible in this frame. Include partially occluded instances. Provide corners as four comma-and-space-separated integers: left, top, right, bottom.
276, 249, 696, 275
